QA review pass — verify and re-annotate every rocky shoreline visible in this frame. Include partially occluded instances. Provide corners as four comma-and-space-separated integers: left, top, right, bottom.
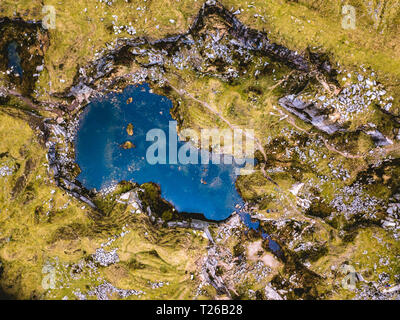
41, 0, 345, 228
42, 1, 399, 239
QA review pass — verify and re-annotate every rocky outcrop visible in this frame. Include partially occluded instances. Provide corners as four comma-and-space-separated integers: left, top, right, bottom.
190, 0, 312, 72
279, 94, 396, 147
264, 284, 283, 300
279, 95, 343, 134
62, 0, 336, 111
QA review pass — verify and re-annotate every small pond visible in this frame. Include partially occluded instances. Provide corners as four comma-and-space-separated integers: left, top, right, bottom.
75, 84, 250, 221
7, 41, 23, 78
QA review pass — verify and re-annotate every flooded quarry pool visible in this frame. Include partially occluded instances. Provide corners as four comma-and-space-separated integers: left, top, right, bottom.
75, 84, 250, 221
7, 41, 23, 78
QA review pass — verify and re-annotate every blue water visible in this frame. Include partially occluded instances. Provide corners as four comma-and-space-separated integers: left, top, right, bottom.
240, 212, 282, 255
7, 42, 23, 78
75, 84, 248, 221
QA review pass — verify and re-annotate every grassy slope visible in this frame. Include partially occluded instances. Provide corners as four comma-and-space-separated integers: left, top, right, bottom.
0, 109, 206, 299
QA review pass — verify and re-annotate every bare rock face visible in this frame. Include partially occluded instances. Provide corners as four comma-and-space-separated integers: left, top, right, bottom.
264, 284, 283, 300
365, 130, 393, 146
279, 94, 395, 148
279, 95, 343, 134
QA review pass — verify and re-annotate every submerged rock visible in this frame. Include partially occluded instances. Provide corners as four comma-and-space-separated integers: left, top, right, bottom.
126, 123, 134, 136
120, 141, 135, 149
